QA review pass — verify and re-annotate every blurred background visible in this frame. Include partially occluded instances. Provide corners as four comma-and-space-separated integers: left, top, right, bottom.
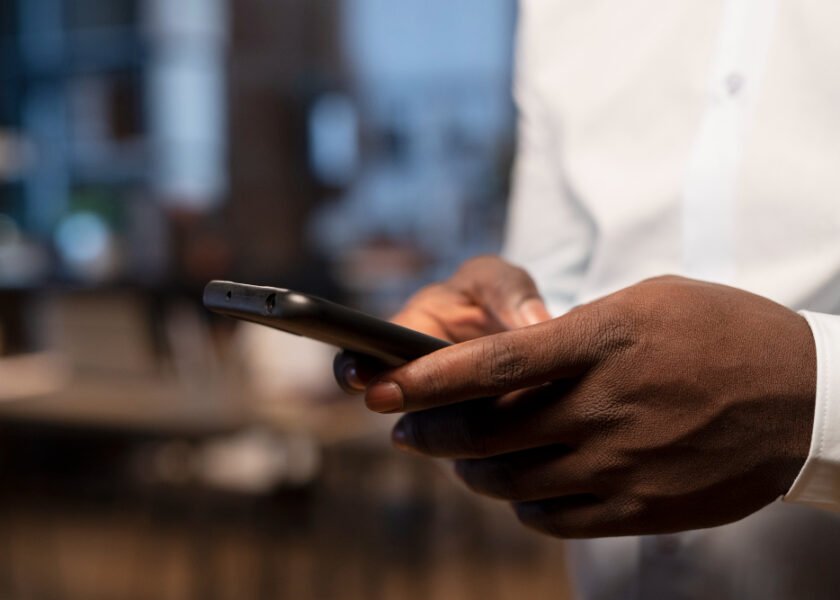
0, 0, 571, 598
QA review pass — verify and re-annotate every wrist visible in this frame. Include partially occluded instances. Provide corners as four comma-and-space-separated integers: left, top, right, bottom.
772, 312, 817, 494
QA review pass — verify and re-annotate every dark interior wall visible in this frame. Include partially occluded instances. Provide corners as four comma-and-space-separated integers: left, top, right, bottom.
226, 0, 346, 283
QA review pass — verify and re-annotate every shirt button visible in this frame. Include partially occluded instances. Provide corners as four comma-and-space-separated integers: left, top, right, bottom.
725, 72, 745, 96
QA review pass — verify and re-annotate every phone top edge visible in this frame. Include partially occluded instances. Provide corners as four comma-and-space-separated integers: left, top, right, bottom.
203, 280, 306, 320
202, 279, 452, 363
204, 280, 293, 302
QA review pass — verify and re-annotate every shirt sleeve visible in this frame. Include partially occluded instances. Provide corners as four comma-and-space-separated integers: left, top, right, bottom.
783, 311, 840, 510
501, 0, 595, 316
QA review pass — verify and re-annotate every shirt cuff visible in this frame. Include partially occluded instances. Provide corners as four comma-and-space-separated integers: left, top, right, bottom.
784, 311, 840, 510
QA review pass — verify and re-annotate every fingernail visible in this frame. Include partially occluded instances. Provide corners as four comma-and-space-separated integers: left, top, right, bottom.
519, 298, 550, 326
392, 420, 411, 450
366, 381, 404, 414
343, 364, 364, 391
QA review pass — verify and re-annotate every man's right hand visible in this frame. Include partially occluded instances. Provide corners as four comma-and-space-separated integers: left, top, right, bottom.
333, 255, 552, 394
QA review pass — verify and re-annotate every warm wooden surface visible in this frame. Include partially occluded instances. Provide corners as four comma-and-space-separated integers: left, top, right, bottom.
0, 439, 572, 600
0, 292, 573, 599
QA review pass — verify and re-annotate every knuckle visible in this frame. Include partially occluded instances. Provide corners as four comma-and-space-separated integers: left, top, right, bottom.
576, 393, 627, 432
590, 453, 635, 486
514, 496, 608, 539
488, 264, 535, 297
475, 337, 529, 391
619, 495, 648, 520
407, 405, 491, 458
457, 256, 532, 291
455, 255, 498, 280
454, 405, 492, 458
498, 263, 531, 287
407, 283, 449, 306
585, 303, 638, 357
459, 458, 521, 500
513, 502, 573, 538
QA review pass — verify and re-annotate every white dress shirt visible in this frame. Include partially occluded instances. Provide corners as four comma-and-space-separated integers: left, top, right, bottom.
503, 0, 840, 598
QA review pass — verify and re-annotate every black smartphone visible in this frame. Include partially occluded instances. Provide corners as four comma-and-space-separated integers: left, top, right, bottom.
203, 280, 450, 367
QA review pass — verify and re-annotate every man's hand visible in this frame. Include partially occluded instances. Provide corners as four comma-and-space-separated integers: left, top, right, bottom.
334, 256, 551, 392
364, 275, 817, 538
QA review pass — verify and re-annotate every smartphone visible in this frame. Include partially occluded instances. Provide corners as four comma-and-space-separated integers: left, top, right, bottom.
203, 280, 450, 367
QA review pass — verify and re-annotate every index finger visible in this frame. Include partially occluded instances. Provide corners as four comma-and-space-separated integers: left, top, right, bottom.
364, 311, 601, 414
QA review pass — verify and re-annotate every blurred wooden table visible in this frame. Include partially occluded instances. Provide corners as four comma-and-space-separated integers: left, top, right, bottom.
0, 291, 574, 599
0, 439, 572, 600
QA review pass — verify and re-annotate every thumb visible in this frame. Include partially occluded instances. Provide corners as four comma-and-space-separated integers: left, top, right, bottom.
453, 256, 551, 329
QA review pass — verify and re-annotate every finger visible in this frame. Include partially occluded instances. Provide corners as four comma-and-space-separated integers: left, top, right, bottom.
333, 351, 391, 395
389, 383, 580, 458
392, 283, 504, 343
365, 311, 599, 413
455, 446, 595, 502
513, 496, 644, 539
512, 495, 607, 539
451, 256, 552, 329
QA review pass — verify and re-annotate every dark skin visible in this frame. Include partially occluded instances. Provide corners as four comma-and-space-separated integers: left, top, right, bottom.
336, 256, 816, 539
